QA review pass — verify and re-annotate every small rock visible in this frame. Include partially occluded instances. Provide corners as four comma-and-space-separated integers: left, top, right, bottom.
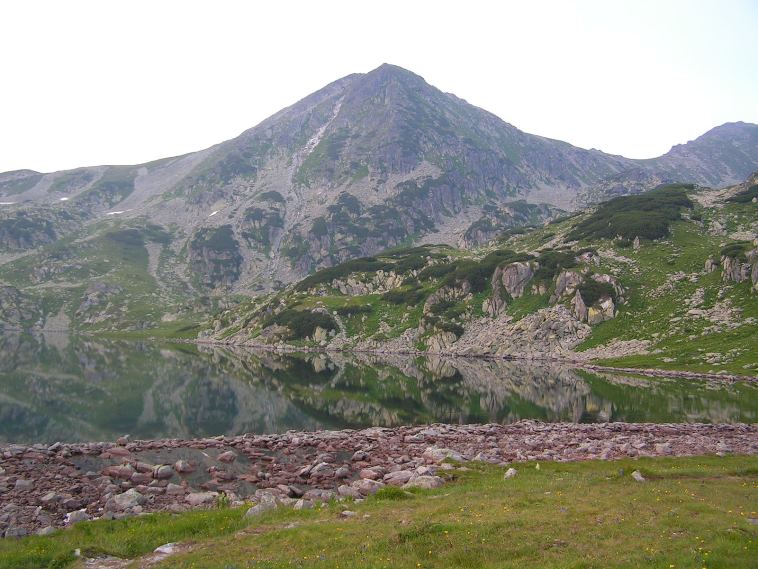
403, 475, 444, 489
383, 470, 414, 486
353, 479, 385, 496
334, 466, 351, 479
217, 451, 237, 463
4, 526, 28, 538
154, 543, 178, 555
337, 484, 362, 499
293, 499, 313, 510
65, 509, 91, 525
14, 479, 33, 491
40, 491, 62, 504
113, 489, 146, 510
185, 492, 218, 506
351, 450, 368, 461
422, 447, 465, 463
245, 501, 277, 517
631, 470, 646, 482
504, 468, 518, 479
310, 462, 334, 477
339, 510, 357, 518
359, 468, 383, 481
109, 447, 131, 457
36, 526, 56, 536
153, 465, 174, 480
174, 460, 195, 474
166, 483, 186, 496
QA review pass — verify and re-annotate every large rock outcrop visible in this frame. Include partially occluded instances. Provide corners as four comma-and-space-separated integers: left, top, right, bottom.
484, 261, 537, 316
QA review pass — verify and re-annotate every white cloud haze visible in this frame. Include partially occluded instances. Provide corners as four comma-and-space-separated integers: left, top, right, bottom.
0, 0, 756, 173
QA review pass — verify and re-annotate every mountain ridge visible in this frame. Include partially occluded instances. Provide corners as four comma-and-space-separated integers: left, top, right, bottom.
1, 64, 757, 332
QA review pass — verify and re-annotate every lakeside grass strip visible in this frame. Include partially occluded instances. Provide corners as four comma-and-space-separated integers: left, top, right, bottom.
1, 455, 756, 568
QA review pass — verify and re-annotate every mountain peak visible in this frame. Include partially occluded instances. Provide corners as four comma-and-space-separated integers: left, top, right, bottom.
360, 63, 427, 86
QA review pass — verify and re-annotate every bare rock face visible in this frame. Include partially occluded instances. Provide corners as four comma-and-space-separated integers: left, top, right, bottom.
426, 331, 459, 352
498, 262, 536, 299
311, 326, 327, 343
721, 255, 752, 283
485, 261, 537, 317
424, 282, 472, 315
0, 286, 36, 328
258, 324, 290, 344
591, 273, 624, 300
573, 291, 588, 322
587, 297, 616, 325
332, 270, 405, 296
705, 257, 719, 273
552, 270, 584, 303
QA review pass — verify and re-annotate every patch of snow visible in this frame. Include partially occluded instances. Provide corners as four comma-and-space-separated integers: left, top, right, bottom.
106, 210, 127, 215
208, 210, 219, 217
59, 197, 69, 202
0, 201, 16, 205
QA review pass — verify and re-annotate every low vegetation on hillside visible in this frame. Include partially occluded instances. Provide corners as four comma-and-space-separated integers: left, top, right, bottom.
209, 179, 758, 376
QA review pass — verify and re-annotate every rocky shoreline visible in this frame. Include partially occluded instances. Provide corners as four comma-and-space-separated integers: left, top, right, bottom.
2, 421, 757, 538
195, 339, 758, 383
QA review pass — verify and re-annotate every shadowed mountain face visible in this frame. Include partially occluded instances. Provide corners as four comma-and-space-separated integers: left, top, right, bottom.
1, 64, 756, 312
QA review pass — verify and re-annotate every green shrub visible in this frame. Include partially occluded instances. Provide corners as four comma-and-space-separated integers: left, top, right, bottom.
418, 263, 457, 281
296, 257, 393, 290
578, 280, 616, 306
438, 321, 464, 336
726, 184, 758, 203
104, 228, 144, 248
336, 304, 373, 316
393, 254, 427, 273
194, 225, 238, 252
257, 190, 285, 203
720, 241, 752, 261
429, 300, 457, 315
383, 286, 427, 305
372, 486, 413, 501
568, 185, 693, 242
311, 217, 328, 237
441, 250, 533, 293
266, 309, 336, 340
533, 250, 577, 282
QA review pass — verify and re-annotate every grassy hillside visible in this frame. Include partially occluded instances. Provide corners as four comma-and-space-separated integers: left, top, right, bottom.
0, 217, 218, 336
209, 179, 758, 376
1, 456, 756, 568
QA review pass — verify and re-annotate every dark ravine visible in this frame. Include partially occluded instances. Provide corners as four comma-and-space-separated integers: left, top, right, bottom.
1, 421, 757, 537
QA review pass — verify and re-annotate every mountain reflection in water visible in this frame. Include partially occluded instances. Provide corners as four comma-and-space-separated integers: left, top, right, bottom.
0, 332, 755, 443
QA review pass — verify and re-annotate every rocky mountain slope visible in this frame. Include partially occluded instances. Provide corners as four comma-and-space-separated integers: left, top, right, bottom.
1, 64, 757, 331
207, 175, 758, 376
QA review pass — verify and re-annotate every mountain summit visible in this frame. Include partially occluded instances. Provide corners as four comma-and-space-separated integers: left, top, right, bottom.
1, 64, 757, 306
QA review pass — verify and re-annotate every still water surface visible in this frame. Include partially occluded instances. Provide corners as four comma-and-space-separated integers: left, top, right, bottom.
1, 332, 756, 443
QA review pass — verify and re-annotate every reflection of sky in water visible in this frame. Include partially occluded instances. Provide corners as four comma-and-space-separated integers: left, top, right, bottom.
0, 332, 755, 444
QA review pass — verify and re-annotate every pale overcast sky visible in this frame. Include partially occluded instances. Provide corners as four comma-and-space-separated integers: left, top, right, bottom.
1, 0, 756, 173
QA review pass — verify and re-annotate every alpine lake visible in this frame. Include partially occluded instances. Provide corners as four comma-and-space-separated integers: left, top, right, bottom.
1, 332, 756, 444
